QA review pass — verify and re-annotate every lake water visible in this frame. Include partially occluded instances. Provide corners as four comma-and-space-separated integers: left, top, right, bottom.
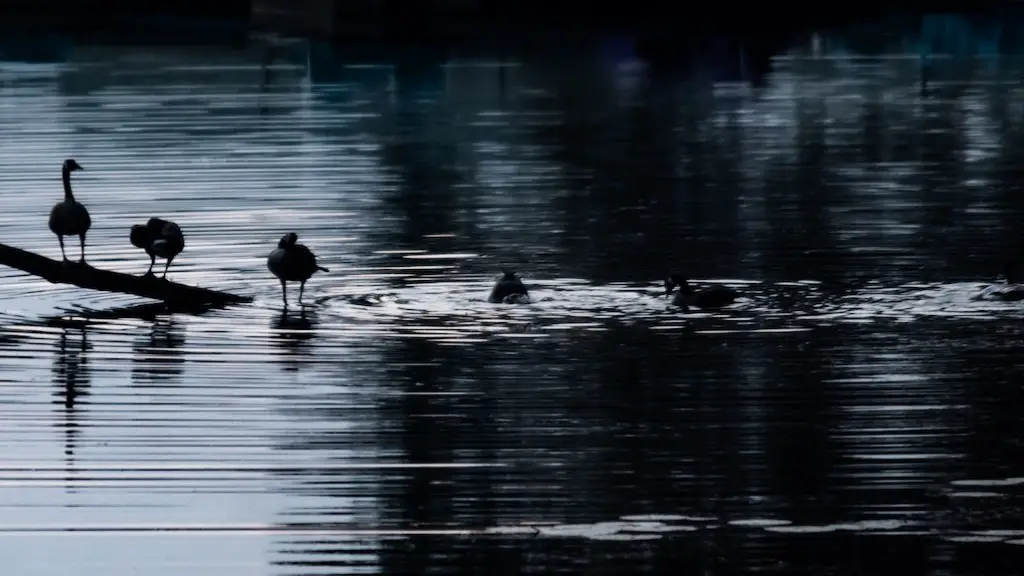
0, 22, 1023, 575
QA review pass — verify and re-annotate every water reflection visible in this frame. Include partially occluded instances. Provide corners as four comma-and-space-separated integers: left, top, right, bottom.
51, 327, 90, 490
272, 308, 319, 371
1, 13, 1024, 576
131, 316, 185, 386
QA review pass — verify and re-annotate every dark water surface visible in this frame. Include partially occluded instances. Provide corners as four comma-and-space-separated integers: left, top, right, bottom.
1, 24, 1024, 576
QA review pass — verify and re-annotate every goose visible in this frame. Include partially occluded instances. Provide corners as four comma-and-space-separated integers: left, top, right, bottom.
977, 258, 1024, 301
47, 159, 90, 263
130, 217, 185, 278
267, 232, 328, 307
488, 270, 530, 304
665, 272, 738, 312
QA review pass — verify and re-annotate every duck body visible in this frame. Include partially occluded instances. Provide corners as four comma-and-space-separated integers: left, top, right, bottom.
267, 232, 328, 307
976, 258, 1024, 301
987, 284, 1024, 301
488, 271, 529, 304
47, 159, 90, 263
130, 217, 185, 278
666, 273, 738, 312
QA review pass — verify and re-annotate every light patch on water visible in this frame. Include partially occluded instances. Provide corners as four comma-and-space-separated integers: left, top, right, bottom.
831, 520, 911, 531
950, 478, 1024, 487
619, 514, 714, 522
728, 519, 792, 527
482, 526, 540, 535
971, 530, 1024, 538
764, 525, 839, 534
943, 535, 1007, 543
533, 520, 698, 539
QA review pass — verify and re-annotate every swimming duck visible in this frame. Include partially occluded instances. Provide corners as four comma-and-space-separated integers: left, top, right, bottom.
665, 272, 738, 312
977, 259, 1024, 301
130, 217, 185, 278
47, 159, 90, 263
488, 271, 530, 304
267, 232, 328, 307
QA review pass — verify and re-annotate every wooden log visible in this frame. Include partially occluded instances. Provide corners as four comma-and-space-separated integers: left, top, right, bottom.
0, 242, 252, 307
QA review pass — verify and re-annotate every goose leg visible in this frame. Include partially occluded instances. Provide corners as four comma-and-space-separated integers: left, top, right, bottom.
298, 280, 306, 304
280, 279, 288, 308
162, 256, 173, 279
57, 236, 67, 262
145, 255, 155, 276
78, 234, 86, 263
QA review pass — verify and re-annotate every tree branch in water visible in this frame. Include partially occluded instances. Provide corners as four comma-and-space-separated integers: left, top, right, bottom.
0, 242, 252, 308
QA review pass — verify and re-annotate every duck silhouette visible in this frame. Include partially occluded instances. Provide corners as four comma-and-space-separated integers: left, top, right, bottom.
977, 257, 1024, 302
267, 232, 328, 308
665, 272, 738, 312
488, 271, 530, 304
130, 217, 185, 278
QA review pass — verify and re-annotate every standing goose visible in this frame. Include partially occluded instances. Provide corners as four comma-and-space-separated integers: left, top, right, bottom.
665, 272, 738, 312
130, 217, 185, 278
488, 270, 530, 304
47, 159, 90, 263
267, 232, 328, 307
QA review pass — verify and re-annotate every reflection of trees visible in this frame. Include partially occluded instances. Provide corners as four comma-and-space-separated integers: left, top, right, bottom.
548, 68, 702, 283
55, 45, 310, 149
377, 61, 466, 254
372, 337, 464, 574
23, 20, 1024, 574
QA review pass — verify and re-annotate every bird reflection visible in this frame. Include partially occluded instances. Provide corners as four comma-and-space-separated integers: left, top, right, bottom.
51, 327, 91, 492
131, 316, 186, 387
272, 308, 319, 371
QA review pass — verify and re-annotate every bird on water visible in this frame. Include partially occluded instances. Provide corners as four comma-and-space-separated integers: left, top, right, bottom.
488, 271, 530, 304
976, 255, 1024, 302
267, 232, 328, 307
47, 158, 90, 263
130, 217, 185, 278
665, 272, 738, 312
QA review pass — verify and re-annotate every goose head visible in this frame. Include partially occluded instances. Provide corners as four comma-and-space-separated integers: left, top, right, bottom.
278, 232, 298, 249
63, 159, 83, 172
664, 272, 690, 296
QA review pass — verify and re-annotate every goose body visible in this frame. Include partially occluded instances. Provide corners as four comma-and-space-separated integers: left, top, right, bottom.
47, 159, 90, 263
978, 283, 1024, 301
130, 217, 185, 278
267, 232, 328, 307
488, 271, 530, 304
665, 273, 738, 312
977, 259, 1024, 301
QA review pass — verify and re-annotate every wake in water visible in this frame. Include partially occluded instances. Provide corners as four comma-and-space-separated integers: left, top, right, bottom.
1, 275, 1022, 348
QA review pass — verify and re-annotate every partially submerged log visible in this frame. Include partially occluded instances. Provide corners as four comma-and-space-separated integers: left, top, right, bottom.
0, 242, 252, 307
